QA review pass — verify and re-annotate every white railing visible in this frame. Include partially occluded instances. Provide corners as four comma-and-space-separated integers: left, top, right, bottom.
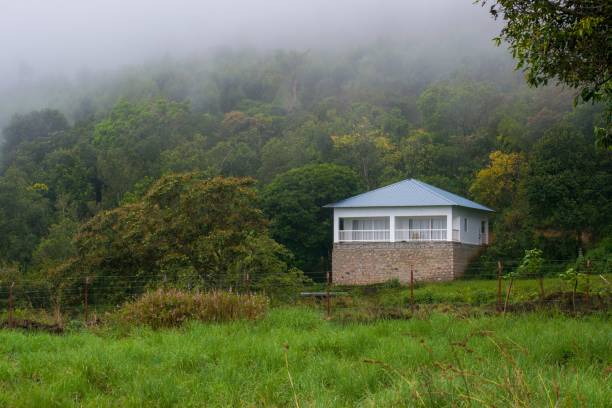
339, 229, 390, 242
395, 229, 447, 241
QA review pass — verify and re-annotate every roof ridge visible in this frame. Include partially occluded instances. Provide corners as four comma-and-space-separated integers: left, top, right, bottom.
410, 179, 455, 205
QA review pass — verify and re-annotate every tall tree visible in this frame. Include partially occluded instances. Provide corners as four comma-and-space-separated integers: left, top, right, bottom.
332, 118, 398, 189
525, 125, 612, 240
1, 109, 69, 169
262, 164, 364, 272
483, 1, 612, 147
92, 98, 193, 206
0, 169, 52, 265
72, 174, 293, 295
470, 150, 526, 210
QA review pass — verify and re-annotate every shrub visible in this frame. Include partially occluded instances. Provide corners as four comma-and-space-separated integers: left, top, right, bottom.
118, 289, 269, 328
256, 268, 312, 303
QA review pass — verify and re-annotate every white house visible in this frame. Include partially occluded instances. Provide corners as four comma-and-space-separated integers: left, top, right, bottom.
324, 179, 493, 284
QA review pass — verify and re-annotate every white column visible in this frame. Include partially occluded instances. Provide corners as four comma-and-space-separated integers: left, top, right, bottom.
333, 211, 339, 243
389, 215, 395, 242
446, 208, 453, 242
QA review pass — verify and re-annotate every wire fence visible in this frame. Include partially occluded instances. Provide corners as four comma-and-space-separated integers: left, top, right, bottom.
0, 258, 610, 329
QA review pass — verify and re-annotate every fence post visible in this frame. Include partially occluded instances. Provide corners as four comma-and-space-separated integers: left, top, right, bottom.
8, 282, 14, 328
503, 276, 514, 315
326, 271, 331, 319
83, 277, 89, 324
246, 272, 251, 295
410, 267, 415, 314
497, 261, 503, 313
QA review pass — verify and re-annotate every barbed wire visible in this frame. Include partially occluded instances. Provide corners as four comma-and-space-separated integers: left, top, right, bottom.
0, 257, 609, 319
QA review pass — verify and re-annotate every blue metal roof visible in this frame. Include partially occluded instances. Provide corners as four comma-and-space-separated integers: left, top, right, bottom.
324, 179, 494, 212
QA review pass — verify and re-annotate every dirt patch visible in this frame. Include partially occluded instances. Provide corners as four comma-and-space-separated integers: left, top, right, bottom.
0, 319, 64, 334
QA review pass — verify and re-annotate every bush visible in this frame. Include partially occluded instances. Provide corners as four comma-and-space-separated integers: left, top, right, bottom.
118, 289, 269, 328
256, 268, 312, 303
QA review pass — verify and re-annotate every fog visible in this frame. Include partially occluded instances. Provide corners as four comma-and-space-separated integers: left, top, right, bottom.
0, 0, 499, 85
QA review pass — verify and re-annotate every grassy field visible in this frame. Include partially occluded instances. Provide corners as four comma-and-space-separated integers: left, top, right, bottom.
0, 307, 610, 407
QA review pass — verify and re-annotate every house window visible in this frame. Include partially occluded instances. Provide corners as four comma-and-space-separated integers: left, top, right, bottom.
464, 218, 468, 232
481, 220, 486, 234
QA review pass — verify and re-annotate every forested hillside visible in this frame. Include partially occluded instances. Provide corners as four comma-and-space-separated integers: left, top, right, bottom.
0, 44, 610, 280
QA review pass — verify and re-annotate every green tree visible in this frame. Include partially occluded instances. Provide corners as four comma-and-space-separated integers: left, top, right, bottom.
332, 118, 398, 189
71, 174, 296, 298
483, 0, 612, 147
1, 109, 69, 169
0, 169, 52, 265
31, 217, 78, 271
417, 80, 498, 138
261, 164, 364, 272
93, 98, 194, 206
525, 125, 612, 241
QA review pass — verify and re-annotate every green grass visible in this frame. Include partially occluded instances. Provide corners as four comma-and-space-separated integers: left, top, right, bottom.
0, 308, 610, 407
337, 274, 612, 309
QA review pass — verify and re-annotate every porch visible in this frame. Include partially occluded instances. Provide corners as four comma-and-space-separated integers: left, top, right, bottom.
337, 216, 457, 243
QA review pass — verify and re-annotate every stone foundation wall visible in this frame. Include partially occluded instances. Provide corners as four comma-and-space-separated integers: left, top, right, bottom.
332, 242, 482, 285
452, 243, 483, 279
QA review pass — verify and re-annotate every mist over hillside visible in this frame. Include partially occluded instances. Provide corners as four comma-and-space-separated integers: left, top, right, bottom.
0, 0, 511, 129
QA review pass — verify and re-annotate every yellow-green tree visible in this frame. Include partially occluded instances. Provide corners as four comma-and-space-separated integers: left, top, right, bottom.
470, 150, 526, 210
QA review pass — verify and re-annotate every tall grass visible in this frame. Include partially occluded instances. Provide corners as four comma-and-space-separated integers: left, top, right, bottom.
118, 289, 269, 328
0, 308, 609, 407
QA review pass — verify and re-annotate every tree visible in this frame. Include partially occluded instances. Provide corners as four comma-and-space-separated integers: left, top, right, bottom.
417, 80, 498, 138
0, 169, 52, 265
470, 150, 526, 210
160, 134, 216, 175
261, 164, 364, 272
1, 109, 69, 169
332, 118, 398, 189
31, 217, 78, 271
71, 174, 296, 298
40, 147, 97, 218
206, 141, 260, 177
92, 98, 194, 206
525, 125, 612, 240
483, 1, 612, 147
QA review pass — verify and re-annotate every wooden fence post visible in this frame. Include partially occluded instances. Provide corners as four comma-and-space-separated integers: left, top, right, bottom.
8, 282, 14, 328
83, 277, 89, 324
537, 269, 544, 305
497, 261, 503, 313
410, 267, 415, 314
503, 276, 514, 315
326, 271, 331, 319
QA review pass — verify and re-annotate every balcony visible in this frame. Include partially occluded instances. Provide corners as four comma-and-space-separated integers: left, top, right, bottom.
337, 216, 452, 243
337, 228, 450, 242
338, 229, 390, 242
395, 229, 447, 241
